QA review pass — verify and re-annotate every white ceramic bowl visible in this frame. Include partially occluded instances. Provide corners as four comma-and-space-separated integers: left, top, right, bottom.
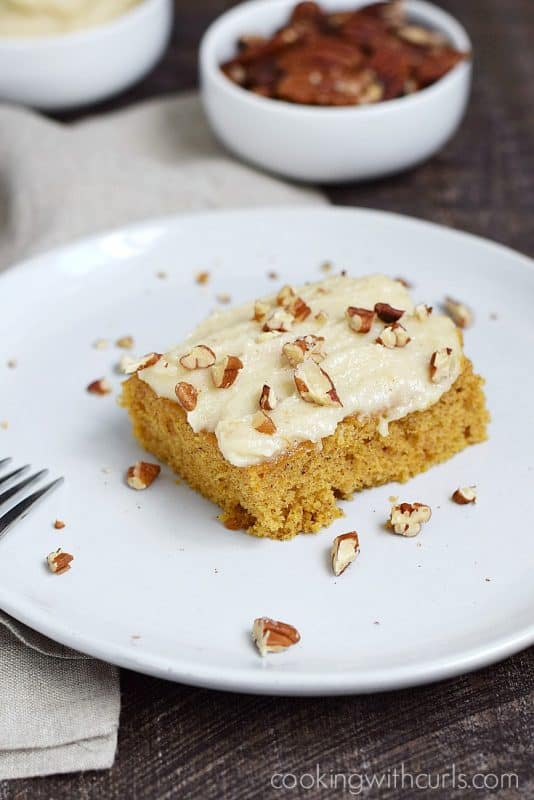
0, 0, 172, 110
200, 0, 472, 183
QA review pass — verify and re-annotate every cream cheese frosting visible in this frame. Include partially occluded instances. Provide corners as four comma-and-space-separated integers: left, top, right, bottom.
137, 274, 462, 467
0, 0, 141, 36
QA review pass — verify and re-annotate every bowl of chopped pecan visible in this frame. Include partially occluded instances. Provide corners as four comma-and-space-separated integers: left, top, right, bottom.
199, 0, 472, 182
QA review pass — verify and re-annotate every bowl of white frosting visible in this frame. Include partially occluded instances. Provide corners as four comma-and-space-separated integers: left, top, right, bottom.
0, 0, 172, 110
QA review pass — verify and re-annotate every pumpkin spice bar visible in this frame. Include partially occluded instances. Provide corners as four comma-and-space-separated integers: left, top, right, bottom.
121, 274, 488, 540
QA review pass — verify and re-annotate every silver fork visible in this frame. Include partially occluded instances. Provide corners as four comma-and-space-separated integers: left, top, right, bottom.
0, 458, 64, 540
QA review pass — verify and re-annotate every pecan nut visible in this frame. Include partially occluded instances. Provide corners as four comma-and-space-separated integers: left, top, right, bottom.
252, 617, 301, 656
331, 531, 360, 576
211, 356, 244, 388
389, 502, 432, 536
179, 345, 216, 370
294, 360, 342, 407
127, 461, 161, 490
346, 306, 375, 333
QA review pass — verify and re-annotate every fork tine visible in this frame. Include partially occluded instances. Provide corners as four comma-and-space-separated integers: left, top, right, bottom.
0, 469, 48, 508
0, 465, 30, 488
0, 458, 12, 470
0, 477, 64, 539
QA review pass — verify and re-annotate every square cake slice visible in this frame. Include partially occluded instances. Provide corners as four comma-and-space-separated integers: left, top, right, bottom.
121, 274, 488, 540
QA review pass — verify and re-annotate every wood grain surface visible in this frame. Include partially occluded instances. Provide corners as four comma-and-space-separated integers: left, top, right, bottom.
2, 1, 533, 797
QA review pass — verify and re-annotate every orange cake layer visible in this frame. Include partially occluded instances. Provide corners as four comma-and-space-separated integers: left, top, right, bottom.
121, 359, 488, 540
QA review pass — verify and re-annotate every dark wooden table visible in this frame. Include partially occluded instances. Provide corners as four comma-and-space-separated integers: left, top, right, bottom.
4, 2, 533, 798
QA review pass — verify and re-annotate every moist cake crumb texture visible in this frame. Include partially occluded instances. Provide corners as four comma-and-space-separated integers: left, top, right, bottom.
121, 274, 488, 540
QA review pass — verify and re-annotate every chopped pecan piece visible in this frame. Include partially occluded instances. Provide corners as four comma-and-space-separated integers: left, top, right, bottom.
294, 360, 342, 407
429, 347, 454, 383
47, 548, 74, 575
252, 617, 300, 656
314, 310, 329, 325
276, 284, 296, 307
262, 308, 294, 332
452, 486, 477, 505
283, 335, 325, 366
127, 460, 161, 490
211, 356, 244, 389
346, 306, 375, 333
116, 335, 134, 350
275, 285, 311, 321
179, 345, 216, 370
252, 410, 277, 435
53, 519, 66, 530
287, 295, 312, 322
414, 303, 432, 321
252, 300, 270, 322
389, 502, 432, 537
374, 302, 404, 323
395, 277, 412, 289
259, 384, 277, 411
331, 532, 360, 576
444, 296, 473, 329
376, 322, 411, 348
86, 378, 112, 396
121, 353, 161, 374
175, 381, 198, 411
195, 271, 210, 285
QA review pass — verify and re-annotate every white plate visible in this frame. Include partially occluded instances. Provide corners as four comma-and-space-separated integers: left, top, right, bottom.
0, 207, 533, 696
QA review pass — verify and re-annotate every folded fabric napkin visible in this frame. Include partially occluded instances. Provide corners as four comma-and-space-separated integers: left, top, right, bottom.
0, 92, 323, 779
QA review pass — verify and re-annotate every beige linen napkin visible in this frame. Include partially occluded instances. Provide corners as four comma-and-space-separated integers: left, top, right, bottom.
0, 92, 323, 779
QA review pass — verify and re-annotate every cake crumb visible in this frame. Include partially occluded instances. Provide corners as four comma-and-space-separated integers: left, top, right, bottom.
216, 293, 232, 305
93, 338, 109, 350
53, 519, 66, 530
195, 270, 210, 285
267, 270, 278, 280
0, 421, 8, 430
388, 495, 398, 503
321, 261, 333, 273
443, 296, 473, 329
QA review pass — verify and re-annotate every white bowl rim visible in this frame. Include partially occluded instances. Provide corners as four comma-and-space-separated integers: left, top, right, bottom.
0, 0, 167, 49
200, 0, 472, 117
